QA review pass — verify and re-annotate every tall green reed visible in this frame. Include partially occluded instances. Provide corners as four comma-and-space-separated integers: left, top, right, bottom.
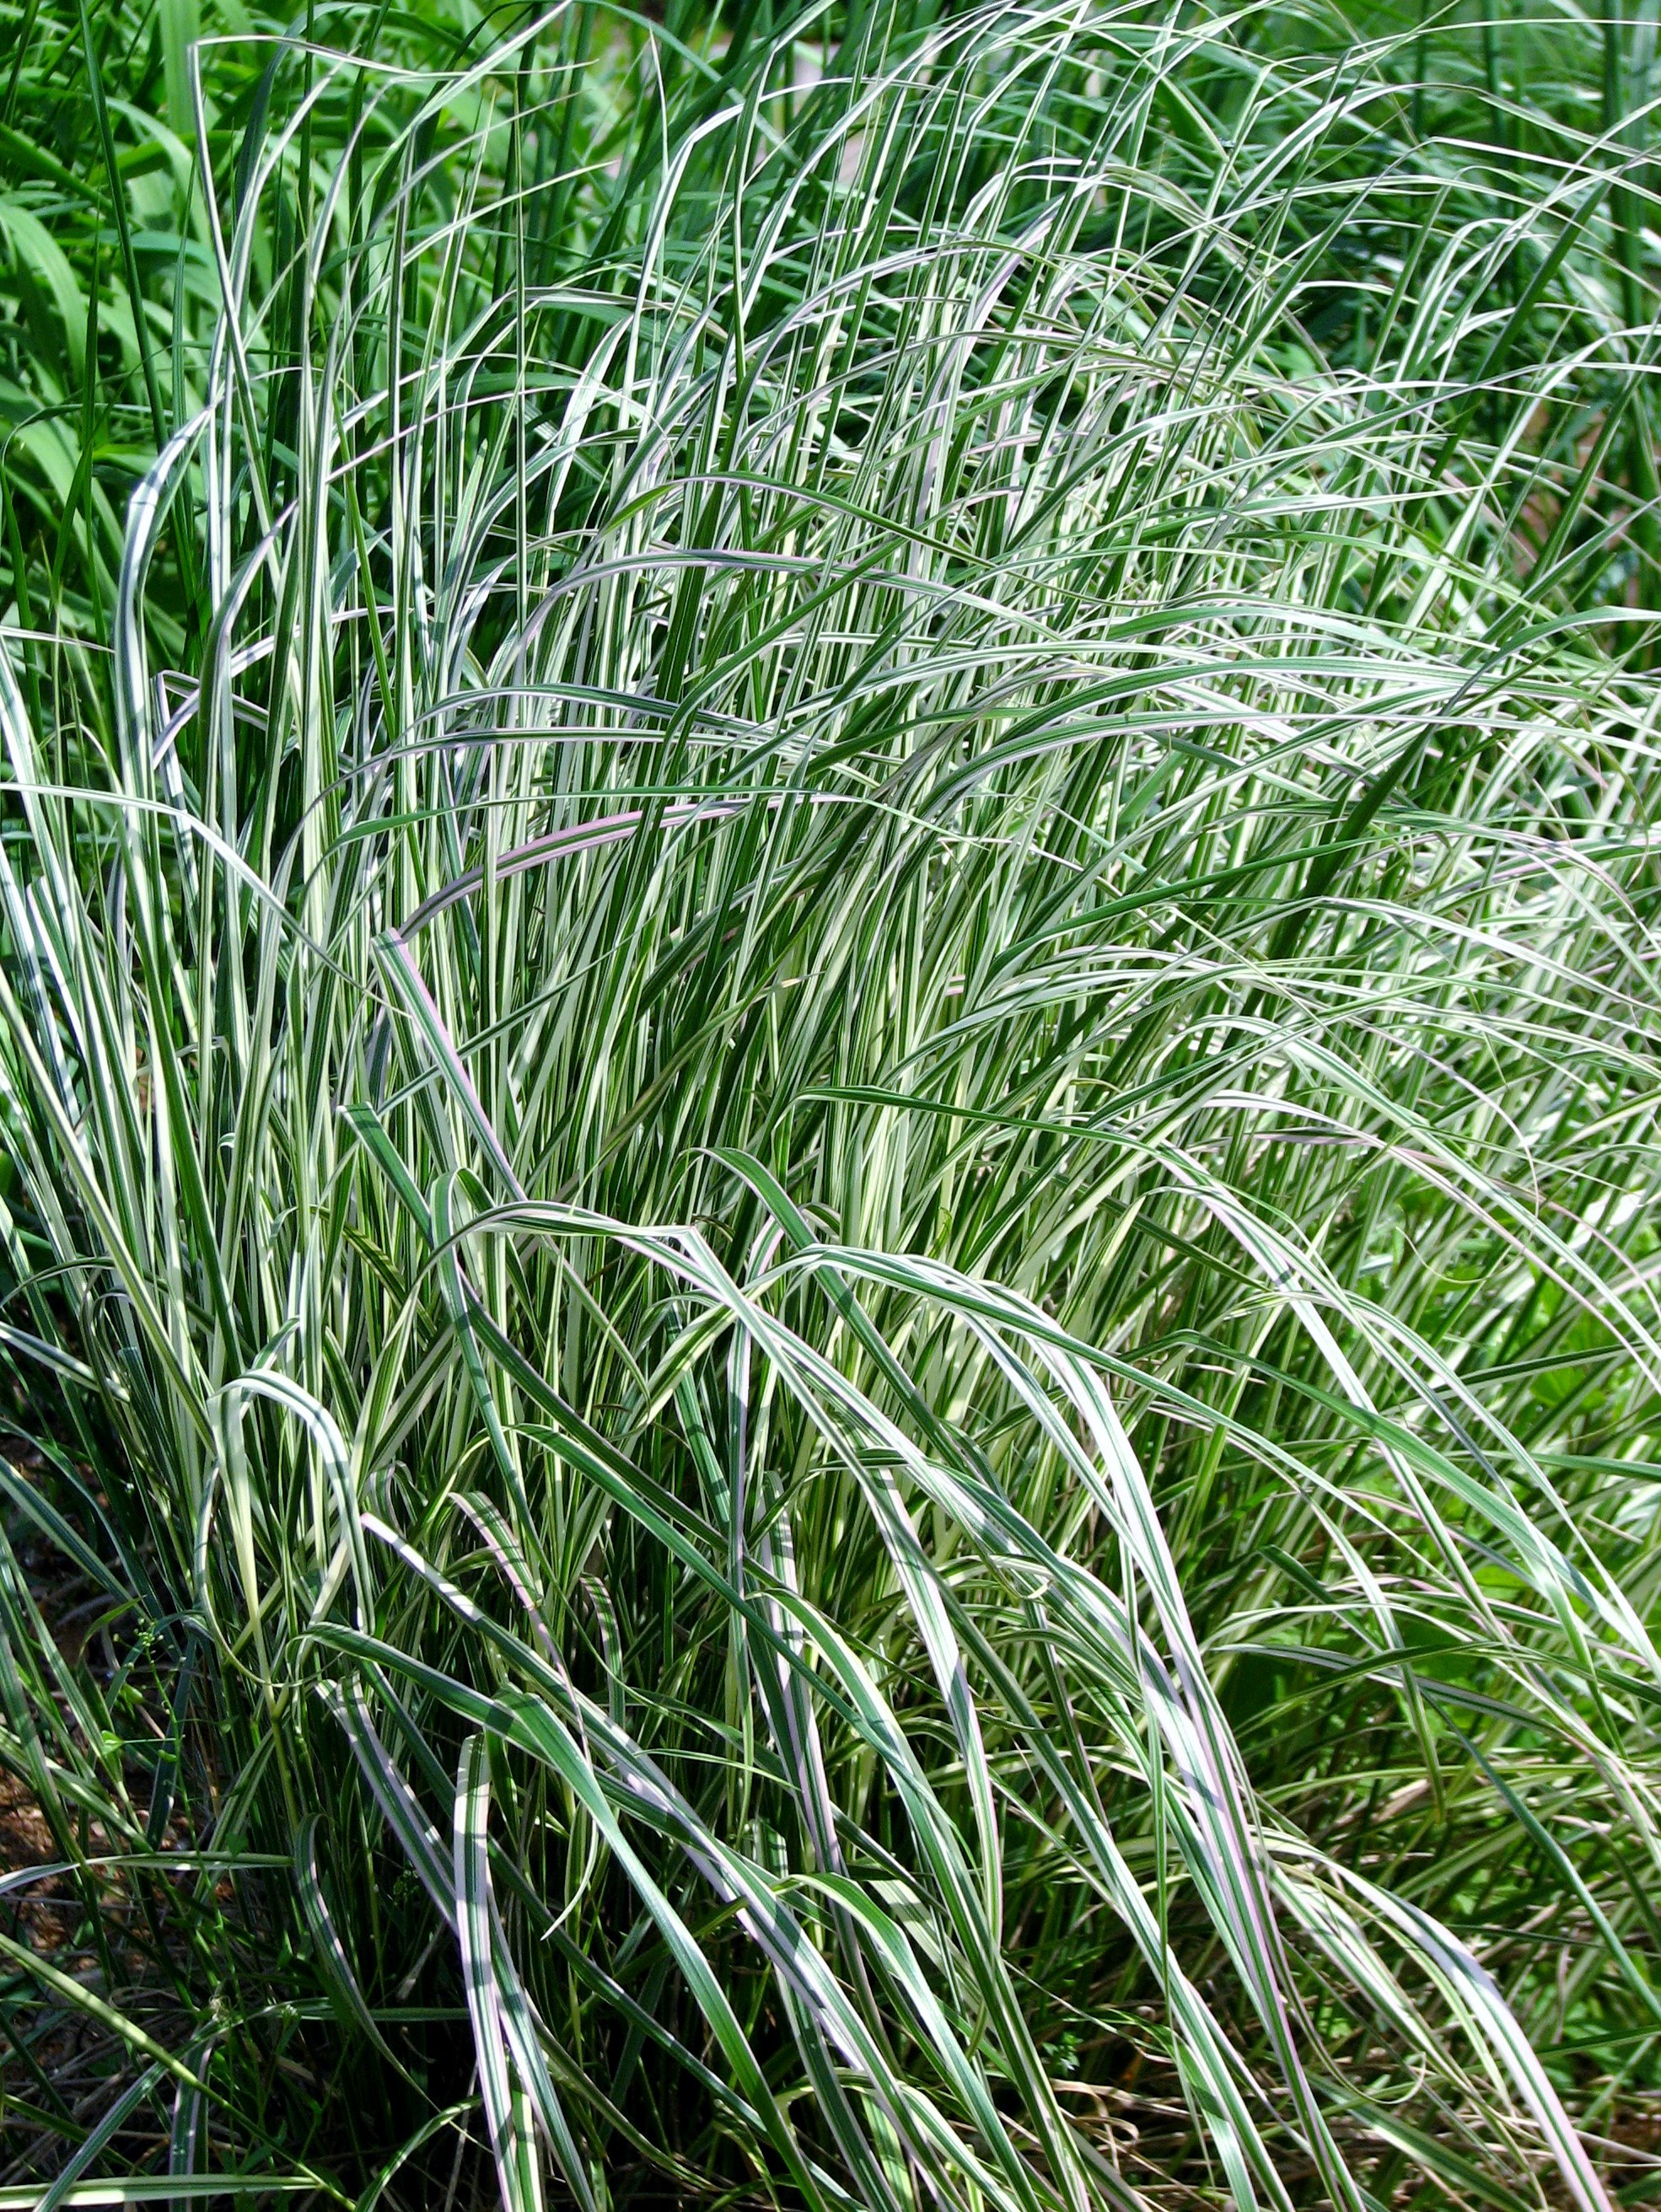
0, 4, 1658, 2206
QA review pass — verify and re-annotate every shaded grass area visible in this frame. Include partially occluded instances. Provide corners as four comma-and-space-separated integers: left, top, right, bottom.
1, 3, 1660, 2206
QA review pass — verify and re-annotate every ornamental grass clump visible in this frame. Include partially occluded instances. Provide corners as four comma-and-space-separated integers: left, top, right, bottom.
1, 3, 1659, 2207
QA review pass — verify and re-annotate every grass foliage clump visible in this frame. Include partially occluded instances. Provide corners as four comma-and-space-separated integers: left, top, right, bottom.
1, 3, 1660, 2205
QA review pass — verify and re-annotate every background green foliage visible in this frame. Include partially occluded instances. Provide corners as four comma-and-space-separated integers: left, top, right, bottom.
0, 3, 1659, 2208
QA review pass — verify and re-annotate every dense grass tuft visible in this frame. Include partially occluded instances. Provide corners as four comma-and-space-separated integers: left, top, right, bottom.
1, 4, 1659, 2207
